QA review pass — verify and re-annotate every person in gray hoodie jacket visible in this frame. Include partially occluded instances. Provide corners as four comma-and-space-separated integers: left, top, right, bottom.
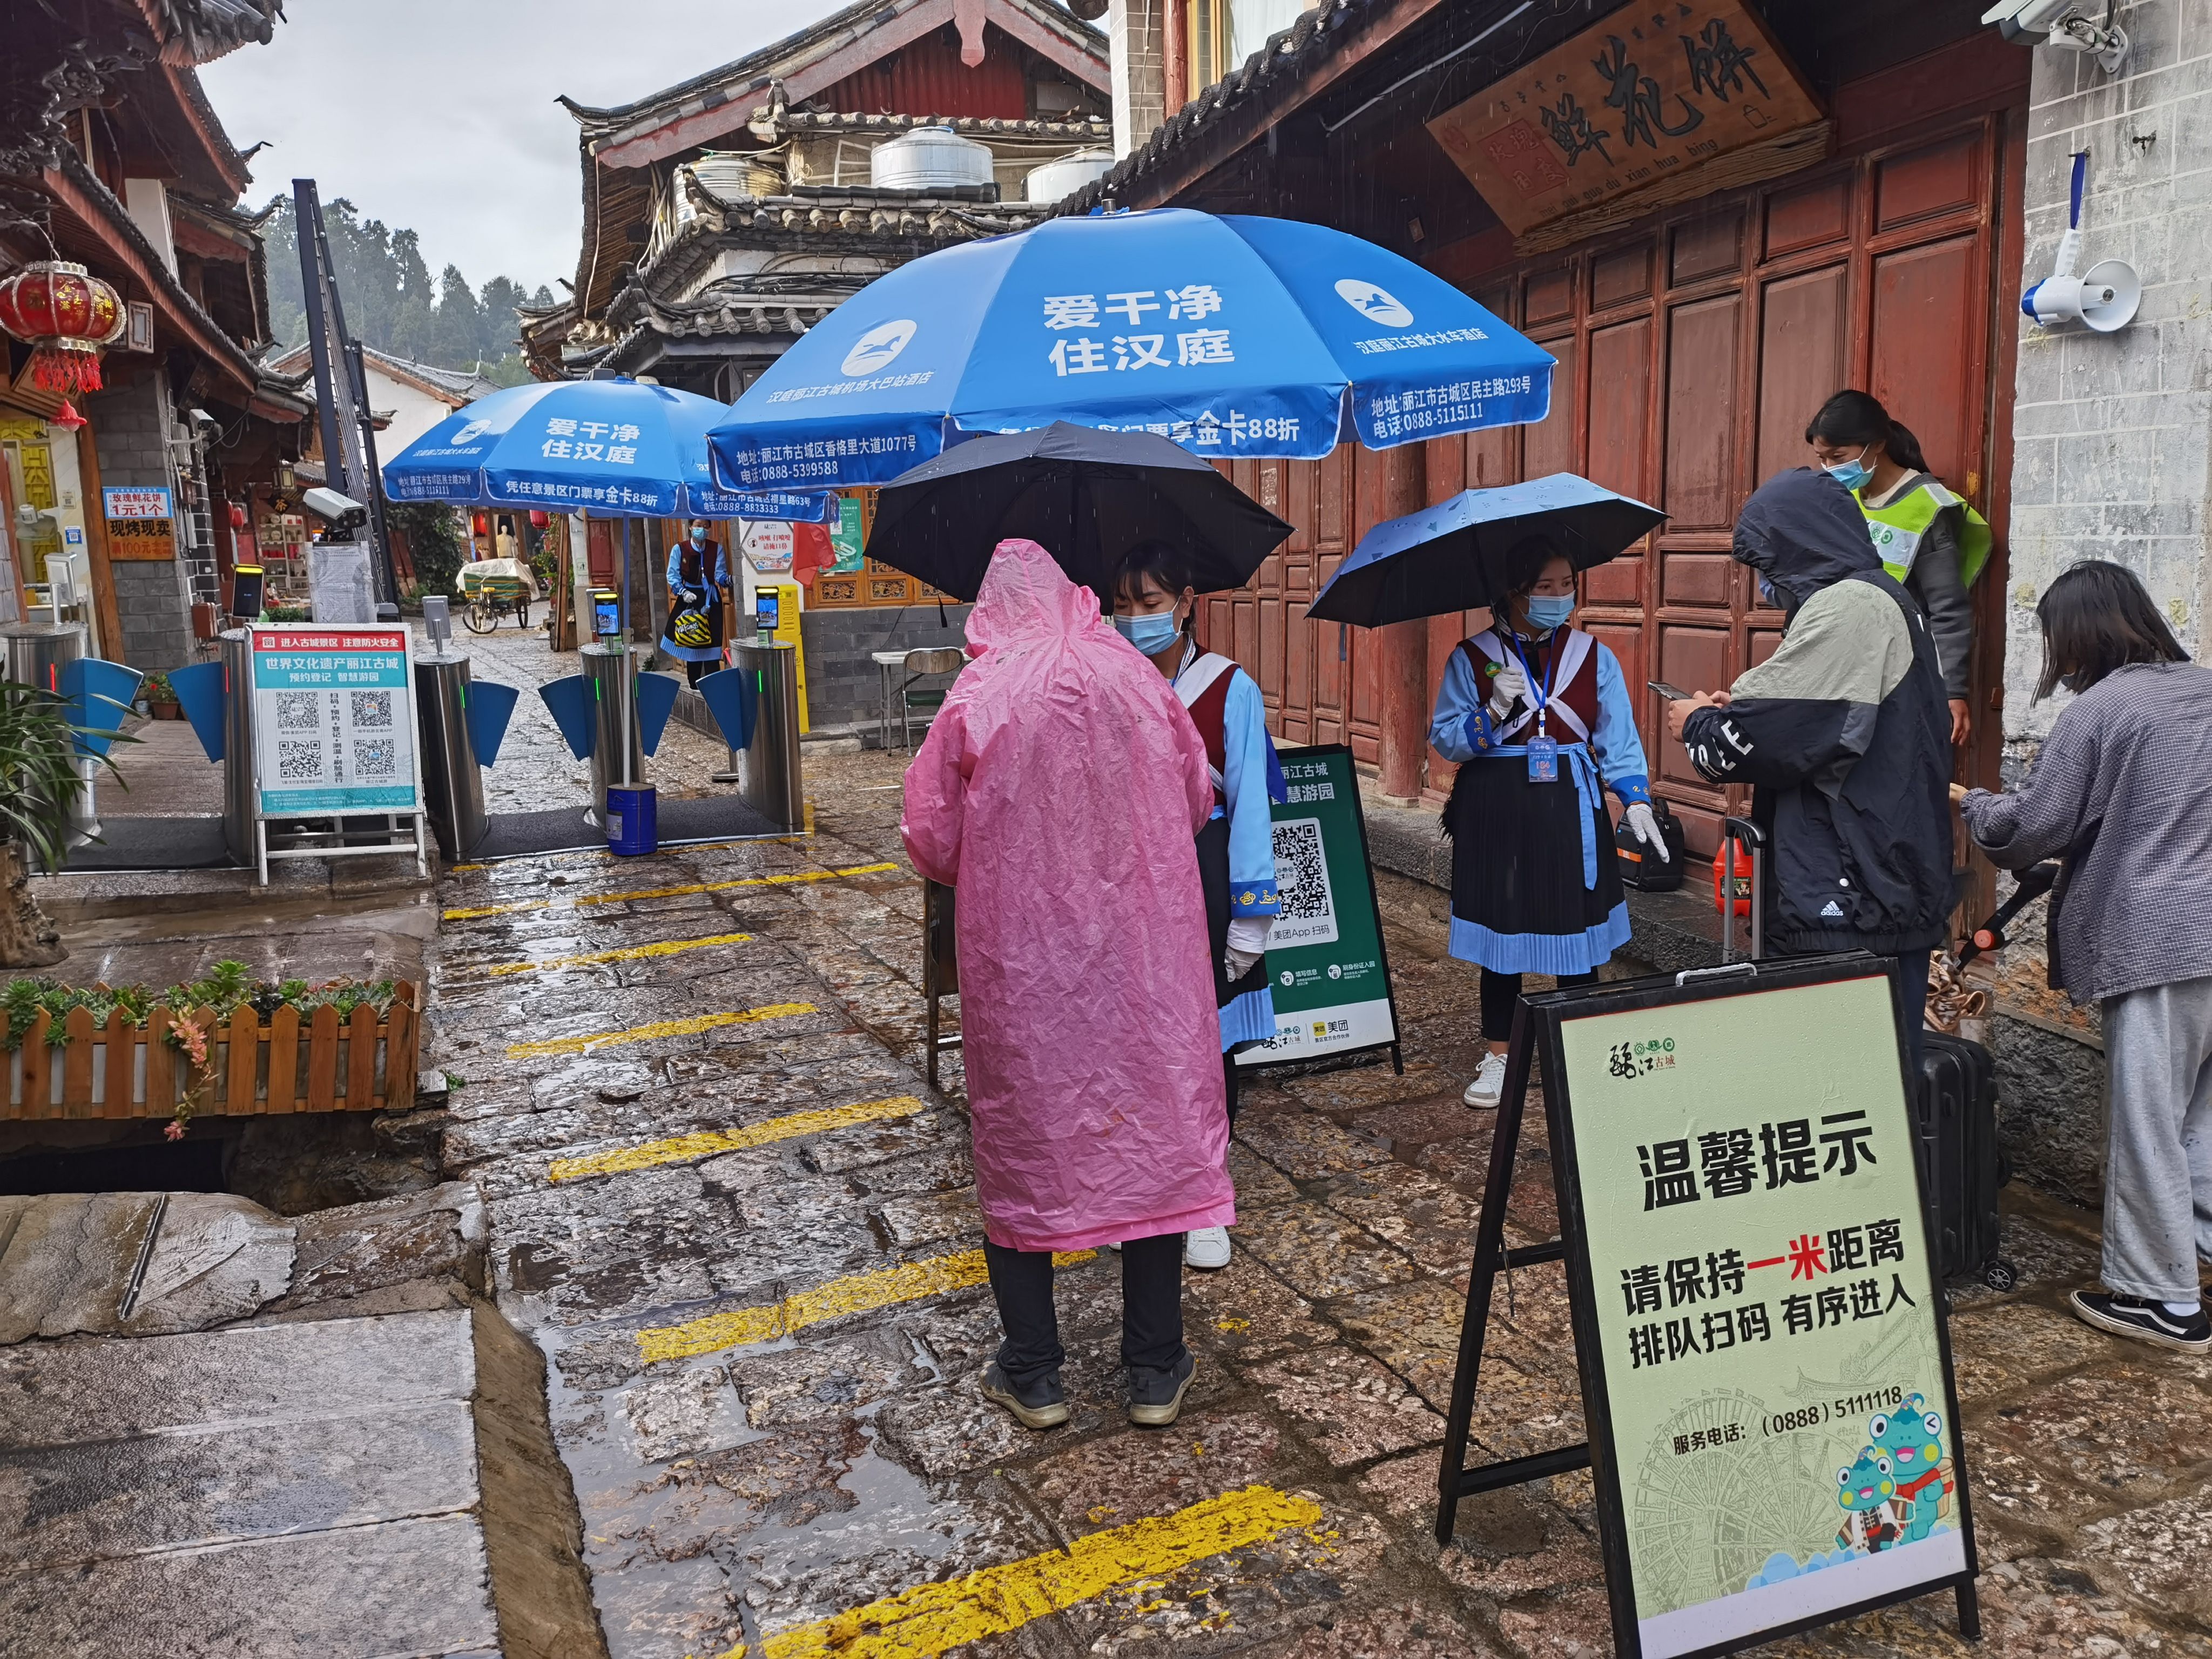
1664, 468, 1954, 1069
1959, 561, 2212, 1355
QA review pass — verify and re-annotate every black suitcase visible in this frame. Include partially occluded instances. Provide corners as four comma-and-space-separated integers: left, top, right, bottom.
1916, 1032, 2013, 1290
1716, 819, 2014, 1290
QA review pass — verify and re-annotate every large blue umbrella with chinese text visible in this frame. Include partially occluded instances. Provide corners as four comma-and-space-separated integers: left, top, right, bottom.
381, 378, 832, 521
706, 209, 1556, 495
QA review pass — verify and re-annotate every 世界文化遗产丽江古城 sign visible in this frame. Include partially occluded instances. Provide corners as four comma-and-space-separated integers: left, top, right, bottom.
247, 626, 420, 818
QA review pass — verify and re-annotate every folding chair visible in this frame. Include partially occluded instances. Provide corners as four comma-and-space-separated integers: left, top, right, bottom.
899, 646, 965, 749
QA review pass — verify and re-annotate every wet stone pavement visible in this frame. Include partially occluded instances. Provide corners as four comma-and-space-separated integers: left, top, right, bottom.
422, 739, 2212, 1659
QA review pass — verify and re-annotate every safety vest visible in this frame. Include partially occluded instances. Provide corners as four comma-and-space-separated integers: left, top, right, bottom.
1853, 476, 1992, 588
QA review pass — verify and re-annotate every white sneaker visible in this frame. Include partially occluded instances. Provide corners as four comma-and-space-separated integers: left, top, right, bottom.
1462, 1053, 1508, 1109
1102, 1239, 1121, 1252
1184, 1226, 1231, 1271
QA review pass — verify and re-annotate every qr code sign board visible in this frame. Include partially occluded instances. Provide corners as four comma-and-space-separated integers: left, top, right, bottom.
350, 691, 393, 729
276, 692, 321, 732
1268, 818, 1338, 948
277, 740, 325, 784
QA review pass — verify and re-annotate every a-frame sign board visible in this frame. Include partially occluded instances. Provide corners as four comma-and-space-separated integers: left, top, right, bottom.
1437, 952, 1981, 1659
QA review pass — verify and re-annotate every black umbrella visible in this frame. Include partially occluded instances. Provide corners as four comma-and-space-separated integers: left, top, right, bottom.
864, 423, 1292, 602
1306, 473, 1667, 626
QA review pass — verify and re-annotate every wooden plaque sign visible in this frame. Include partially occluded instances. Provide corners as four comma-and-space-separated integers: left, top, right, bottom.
1427, 0, 1823, 239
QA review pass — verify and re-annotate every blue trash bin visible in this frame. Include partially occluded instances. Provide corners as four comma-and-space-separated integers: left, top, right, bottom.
605, 784, 658, 857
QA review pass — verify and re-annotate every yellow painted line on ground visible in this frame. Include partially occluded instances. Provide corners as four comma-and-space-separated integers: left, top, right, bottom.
484, 931, 754, 978
442, 861, 900, 921
638, 1247, 1096, 1364
574, 861, 901, 907
710, 1484, 1325, 1659
548, 1094, 924, 1184
507, 1002, 817, 1060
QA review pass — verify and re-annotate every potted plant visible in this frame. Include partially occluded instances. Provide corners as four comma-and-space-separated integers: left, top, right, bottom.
0, 679, 127, 966
266, 602, 312, 623
144, 671, 181, 720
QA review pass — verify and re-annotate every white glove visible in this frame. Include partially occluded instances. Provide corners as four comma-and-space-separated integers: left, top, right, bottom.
1487, 660, 1528, 721
1624, 801, 1670, 862
1224, 916, 1270, 980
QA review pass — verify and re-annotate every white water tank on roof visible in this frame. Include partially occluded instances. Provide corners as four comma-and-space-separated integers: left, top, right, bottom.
870, 126, 994, 192
1025, 149, 1116, 204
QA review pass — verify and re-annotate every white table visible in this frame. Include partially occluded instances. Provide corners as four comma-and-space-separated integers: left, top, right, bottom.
872, 650, 912, 751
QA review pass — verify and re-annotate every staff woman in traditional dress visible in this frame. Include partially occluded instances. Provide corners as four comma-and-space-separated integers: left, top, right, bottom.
1112, 541, 1281, 1273
1429, 537, 1666, 1107
660, 516, 729, 687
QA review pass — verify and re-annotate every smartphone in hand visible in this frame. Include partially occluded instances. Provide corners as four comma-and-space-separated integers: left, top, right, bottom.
1648, 680, 1692, 702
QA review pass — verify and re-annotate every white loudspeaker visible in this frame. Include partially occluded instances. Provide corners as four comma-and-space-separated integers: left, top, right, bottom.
2022, 154, 2140, 334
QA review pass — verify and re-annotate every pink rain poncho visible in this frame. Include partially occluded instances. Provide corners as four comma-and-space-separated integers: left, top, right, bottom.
901, 538, 1235, 1252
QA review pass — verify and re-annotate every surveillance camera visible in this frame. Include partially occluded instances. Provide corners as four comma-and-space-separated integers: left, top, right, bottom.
1980, 0, 2127, 69
301, 486, 369, 531
188, 407, 219, 433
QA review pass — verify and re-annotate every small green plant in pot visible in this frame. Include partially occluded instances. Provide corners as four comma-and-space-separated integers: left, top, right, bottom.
143, 671, 180, 719
0, 681, 129, 966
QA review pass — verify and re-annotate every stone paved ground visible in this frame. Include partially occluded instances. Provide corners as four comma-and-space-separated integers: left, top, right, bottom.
422, 738, 2212, 1659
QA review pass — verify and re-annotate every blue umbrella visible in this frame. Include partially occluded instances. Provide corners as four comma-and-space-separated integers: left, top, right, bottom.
707, 209, 1555, 493
382, 378, 833, 521
1307, 474, 1666, 627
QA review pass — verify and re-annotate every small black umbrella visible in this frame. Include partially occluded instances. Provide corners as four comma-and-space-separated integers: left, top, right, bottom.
1306, 473, 1667, 626
864, 423, 1292, 602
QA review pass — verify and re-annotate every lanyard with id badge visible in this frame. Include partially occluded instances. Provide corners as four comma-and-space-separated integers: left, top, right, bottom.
1511, 636, 1561, 783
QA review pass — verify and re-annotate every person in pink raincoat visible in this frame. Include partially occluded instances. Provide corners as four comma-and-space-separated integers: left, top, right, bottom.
902, 538, 1232, 1432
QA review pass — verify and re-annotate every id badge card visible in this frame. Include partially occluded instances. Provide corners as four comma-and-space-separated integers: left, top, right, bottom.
1525, 734, 1560, 783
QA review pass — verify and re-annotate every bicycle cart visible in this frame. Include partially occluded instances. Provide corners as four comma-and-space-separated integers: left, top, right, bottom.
458, 558, 537, 632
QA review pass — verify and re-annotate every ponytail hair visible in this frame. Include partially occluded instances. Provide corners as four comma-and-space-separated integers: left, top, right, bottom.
1804, 389, 1927, 473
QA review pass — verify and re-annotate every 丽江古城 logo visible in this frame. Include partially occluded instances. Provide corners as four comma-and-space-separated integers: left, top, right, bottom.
842, 319, 918, 377
1334, 279, 1413, 328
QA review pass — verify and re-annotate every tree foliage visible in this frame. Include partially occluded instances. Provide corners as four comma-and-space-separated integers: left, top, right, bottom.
387, 501, 469, 597
260, 195, 554, 377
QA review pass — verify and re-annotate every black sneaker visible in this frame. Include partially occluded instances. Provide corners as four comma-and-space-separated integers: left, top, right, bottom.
2069, 1289, 2212, 1354
1127, 1352, 1197, 1428
980, 1363, 1069, 1429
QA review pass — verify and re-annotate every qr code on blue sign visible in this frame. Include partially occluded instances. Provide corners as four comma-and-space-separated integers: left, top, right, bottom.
1267, 817, 1337, 948
277, 740, 322, 783
351, 738, 396, 778
349, 691, 393, 729
277, 692, 320, 732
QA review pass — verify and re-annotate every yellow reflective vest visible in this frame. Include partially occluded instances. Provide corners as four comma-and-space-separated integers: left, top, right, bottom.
1853, 476, 1991, 588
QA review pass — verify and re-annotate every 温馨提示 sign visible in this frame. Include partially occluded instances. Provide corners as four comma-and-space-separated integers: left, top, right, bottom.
248, 626, 419, 817
1237, 744, 1400, 1069
1552, 967, 1973, 1658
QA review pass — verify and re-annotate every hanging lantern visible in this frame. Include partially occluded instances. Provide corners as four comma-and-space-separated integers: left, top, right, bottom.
49, 401, 87, 433
470, 511, 489, 536
228, 502, 248, 531
0, 262, 126, 396
529, 510, 550, 529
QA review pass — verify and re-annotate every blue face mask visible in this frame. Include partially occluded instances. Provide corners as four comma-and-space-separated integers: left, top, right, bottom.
1523, 594, 1575, 631
1117, 611, 1182, 655
1822, 448, 1872, 493
690, 528, 708, 547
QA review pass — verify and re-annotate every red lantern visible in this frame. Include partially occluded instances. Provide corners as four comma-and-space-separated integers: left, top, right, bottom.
0, 262, 126, 396
228, 502, 248, 530
471, 511, 489, 536
529, 510, 550, 529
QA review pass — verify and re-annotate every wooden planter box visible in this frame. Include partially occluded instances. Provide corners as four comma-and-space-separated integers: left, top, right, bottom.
3, 983, 419, 1121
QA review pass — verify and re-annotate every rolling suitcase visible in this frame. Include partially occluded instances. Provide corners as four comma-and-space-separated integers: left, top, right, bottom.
1717, 819, 2014, 1290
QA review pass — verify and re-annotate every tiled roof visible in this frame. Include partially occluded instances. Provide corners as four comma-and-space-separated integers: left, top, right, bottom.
131, 0, 282, 66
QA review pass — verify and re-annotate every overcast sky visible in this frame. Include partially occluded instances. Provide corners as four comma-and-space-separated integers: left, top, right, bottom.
201, 0, 851, 296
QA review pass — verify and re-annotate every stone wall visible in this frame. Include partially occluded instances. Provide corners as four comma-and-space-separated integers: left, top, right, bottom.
798, 603, 972, 736
1986, 2, 2212, 1198
84, 374, 195, 670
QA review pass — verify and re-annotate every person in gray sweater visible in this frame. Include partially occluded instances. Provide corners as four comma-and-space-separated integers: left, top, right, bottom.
1958, 561, 2212, 1354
